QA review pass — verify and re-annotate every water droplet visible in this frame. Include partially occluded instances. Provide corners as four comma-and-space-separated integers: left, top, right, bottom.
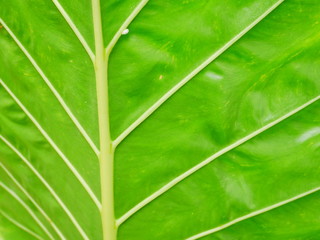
122, 29, 129, 35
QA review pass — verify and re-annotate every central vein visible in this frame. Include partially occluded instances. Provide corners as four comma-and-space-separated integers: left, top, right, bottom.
92, 0, 117, 239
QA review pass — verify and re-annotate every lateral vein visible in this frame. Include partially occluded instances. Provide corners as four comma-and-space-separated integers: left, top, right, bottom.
0, 79, 101, 210
186, 186, 320, 239
0, 135, 90, 240
117, 95, 320, 225
0, 162, 67, 240
0, 210, 44, 240
0, 18, 99, 156
51, 0, 95, 62
105, 0, 150, 55
0, 181, 55, 240
113, 0, 285, 147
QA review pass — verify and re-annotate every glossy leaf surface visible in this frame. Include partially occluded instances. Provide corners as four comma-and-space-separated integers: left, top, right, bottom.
0, 0, 319, 239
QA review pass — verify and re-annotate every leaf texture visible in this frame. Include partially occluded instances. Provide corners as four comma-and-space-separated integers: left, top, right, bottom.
0, 0, 319, 239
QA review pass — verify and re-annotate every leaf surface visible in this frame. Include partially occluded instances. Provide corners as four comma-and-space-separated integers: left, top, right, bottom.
0, 0, 319, 239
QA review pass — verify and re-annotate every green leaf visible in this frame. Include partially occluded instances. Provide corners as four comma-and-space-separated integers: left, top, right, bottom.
0, 0, 319, 239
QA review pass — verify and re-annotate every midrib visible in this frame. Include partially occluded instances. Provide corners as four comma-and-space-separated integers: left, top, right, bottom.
91, 0, 117, 239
